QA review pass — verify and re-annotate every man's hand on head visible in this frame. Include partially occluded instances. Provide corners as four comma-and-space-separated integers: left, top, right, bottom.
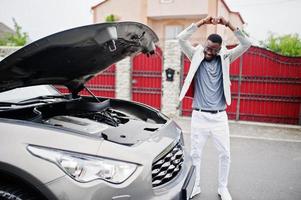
216, 16, 235, 31
196, 16, 235, 31
213, 16, 228, 26
196, 16, 213, 27
203, 16, 214, 24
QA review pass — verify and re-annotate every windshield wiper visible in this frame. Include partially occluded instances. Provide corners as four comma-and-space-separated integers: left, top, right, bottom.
0, 100, 51, 107
0, 101, 37, 109
0, 102, 19, 107
0, 95, 69, 108
18, 95, 68, 104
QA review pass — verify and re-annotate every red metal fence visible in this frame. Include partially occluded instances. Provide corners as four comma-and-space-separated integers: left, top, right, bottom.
55, 45, 301, 125
56, 64, 116, 97
181, 46, 301, 125
131, 47, 163, 110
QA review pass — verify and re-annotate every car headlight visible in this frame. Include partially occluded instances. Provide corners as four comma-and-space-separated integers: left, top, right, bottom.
27, 145, 137, 183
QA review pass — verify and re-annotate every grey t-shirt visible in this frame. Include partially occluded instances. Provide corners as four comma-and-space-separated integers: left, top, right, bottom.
192, 56, 226, 110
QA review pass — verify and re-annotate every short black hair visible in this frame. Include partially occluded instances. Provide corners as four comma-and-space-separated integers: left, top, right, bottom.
207, 34, 222, 44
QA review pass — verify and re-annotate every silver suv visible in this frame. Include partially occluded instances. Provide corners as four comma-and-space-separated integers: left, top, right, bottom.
0, 22, 195, 200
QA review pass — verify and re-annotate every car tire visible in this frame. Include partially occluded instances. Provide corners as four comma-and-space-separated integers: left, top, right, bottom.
0, 184, 40, 200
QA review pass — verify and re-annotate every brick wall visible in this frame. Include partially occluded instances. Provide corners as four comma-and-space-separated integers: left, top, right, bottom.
161, 40, 182, 117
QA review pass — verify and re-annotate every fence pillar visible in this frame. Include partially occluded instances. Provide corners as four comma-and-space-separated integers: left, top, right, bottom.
115, 57, 131, 100
161, 40, 182, 117
235, 56, 243, 121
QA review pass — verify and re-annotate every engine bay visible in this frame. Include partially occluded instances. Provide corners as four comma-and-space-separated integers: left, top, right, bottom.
0, 97, 168, 145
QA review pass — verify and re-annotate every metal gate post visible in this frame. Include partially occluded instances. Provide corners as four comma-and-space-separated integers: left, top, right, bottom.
235, 56, 243, 121
299, 103, 301, 125
179, 54, 184, 116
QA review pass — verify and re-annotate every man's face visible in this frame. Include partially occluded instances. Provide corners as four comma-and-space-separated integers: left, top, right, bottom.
203, 40, 221, 61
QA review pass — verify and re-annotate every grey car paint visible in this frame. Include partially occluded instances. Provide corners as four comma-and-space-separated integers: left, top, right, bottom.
0, 22, 195, 200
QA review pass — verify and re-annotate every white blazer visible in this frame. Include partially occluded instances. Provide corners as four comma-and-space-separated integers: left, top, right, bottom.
177, 23, 251, 105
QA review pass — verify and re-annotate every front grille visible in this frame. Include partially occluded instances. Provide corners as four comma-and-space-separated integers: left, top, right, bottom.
152, 142, 184, 187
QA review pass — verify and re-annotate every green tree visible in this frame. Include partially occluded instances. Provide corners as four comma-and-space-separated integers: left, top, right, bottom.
0, 18, 28, 46
105, 14, 118, 22
260, 33, 301, 57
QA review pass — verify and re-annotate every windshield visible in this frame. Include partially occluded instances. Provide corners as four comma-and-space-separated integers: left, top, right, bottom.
0, 85, 61, 103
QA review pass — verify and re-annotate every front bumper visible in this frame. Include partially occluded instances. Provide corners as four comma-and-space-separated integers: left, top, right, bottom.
44, 150, 195, 200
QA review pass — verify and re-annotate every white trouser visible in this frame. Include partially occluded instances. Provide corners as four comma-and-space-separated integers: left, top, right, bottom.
190, 110, 231, 190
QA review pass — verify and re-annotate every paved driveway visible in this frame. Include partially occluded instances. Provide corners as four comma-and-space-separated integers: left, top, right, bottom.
174, 117, 301, 200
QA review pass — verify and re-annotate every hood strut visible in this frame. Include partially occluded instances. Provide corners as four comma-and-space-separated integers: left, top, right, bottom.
83, 85, 102, 103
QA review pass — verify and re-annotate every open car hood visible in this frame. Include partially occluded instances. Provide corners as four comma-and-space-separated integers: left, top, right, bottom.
0, 22, 158, 94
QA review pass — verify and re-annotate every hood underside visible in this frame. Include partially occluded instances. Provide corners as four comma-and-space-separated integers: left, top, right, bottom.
0, 22, 158, 94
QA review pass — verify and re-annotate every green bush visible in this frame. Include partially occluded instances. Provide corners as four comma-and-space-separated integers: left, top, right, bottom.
0, 18, 28, 46
105, 14, 118, 22
260, 33, 301, 57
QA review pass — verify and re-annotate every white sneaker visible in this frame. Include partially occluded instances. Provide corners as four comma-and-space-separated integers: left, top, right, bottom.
218, 188, 232, 200
190, 186, 201, 199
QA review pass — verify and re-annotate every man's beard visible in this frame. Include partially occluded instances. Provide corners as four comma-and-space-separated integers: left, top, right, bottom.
204, 52, 216, 61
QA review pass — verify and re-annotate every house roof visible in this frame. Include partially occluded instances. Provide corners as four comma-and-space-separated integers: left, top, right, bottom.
91, 0, 245, 24
221, 0, 245, 24
91, 0, 108, 10
0, 22, 14, 38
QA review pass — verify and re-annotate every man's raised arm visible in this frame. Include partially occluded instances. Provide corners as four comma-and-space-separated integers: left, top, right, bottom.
176, 16, 213, 60
215, 16, 252, 63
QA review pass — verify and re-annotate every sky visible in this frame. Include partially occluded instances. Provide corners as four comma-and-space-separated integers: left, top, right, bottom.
226, 0, 301, 44
0, 0, 100, 41
0, 0, 300, 45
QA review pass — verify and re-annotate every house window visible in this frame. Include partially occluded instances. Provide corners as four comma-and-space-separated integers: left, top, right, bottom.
160, 0, 173, 4
165, 25, 183, 40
